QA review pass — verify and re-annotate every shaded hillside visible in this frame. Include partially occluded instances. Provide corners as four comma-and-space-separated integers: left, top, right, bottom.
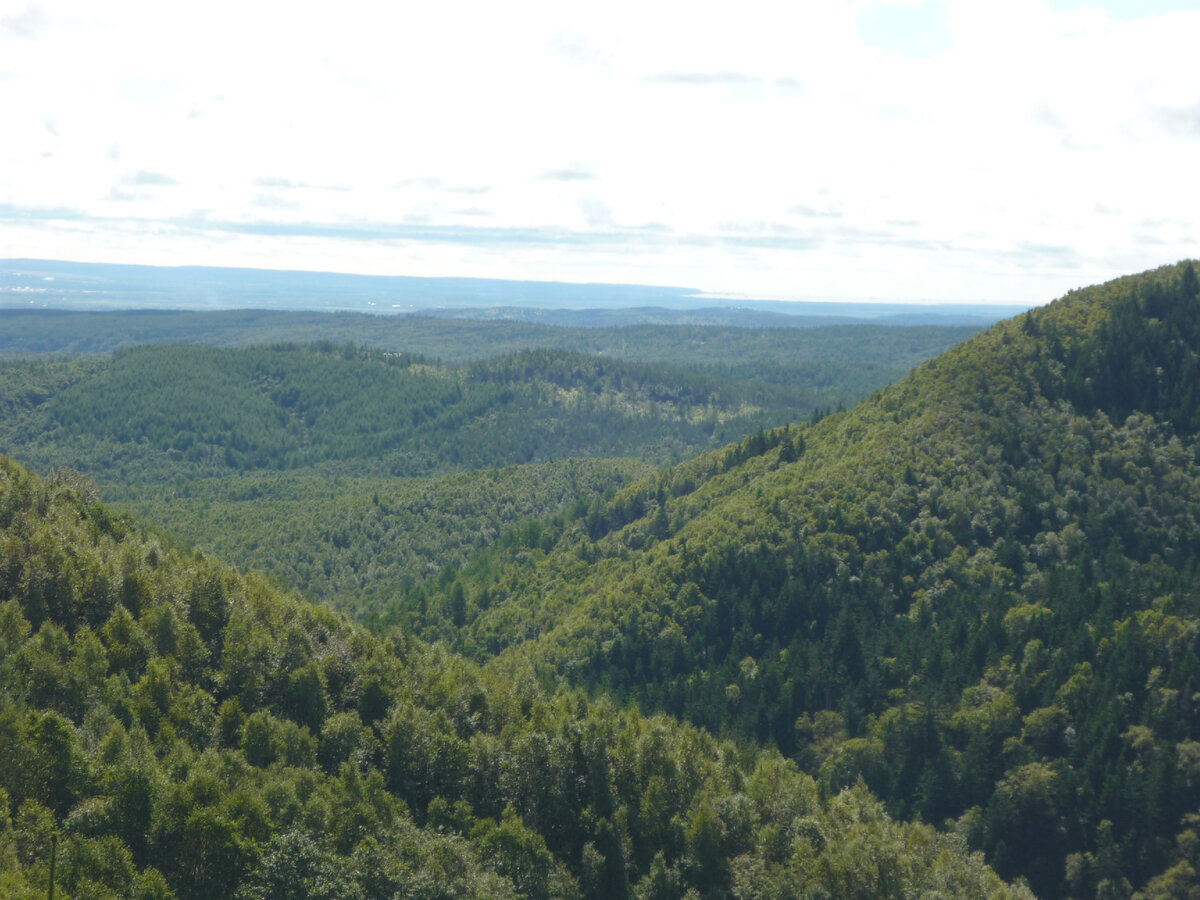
106, 459, 654, 619
412, 261, 1200, 899
0, 456, 1029, 900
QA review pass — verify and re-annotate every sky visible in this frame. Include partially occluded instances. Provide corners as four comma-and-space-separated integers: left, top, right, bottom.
1, 0, 1198, 304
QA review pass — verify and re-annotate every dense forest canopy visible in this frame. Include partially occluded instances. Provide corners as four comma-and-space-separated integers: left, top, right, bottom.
0, 456, 1031, 899
400, 261, 1200, 899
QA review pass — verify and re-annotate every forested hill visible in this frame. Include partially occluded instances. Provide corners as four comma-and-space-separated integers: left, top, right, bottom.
0, 335, 965, 483
412, 261, 1200, 899
0, 456, 1031, 899
0, 343, 807, 480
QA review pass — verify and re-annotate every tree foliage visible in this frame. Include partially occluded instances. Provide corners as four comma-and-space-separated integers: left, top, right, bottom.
0, 456, 1029, 899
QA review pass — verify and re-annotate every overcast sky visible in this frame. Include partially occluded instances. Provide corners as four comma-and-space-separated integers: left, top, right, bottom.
2, 0, 1198, 303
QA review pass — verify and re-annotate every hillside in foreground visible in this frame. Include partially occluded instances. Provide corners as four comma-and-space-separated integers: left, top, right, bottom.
0, 456, 1029, 899
411, 261, 1200, 899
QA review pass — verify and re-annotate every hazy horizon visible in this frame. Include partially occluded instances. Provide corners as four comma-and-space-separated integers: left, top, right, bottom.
1, 257, 1031, 322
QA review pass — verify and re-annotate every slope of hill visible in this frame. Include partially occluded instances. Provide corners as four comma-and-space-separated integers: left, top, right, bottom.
0, 456, 1030, 900
410, 261, 1200, 899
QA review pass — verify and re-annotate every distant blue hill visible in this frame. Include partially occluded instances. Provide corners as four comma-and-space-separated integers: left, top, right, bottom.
0, 258, 1027, 326
420, 305, 1018, 328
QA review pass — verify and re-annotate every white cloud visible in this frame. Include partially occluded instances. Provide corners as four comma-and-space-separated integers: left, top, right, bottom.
0, 0, 1197, 302
1, 3, 46, 39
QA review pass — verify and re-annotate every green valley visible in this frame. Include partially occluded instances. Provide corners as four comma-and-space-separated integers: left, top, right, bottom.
0, 321, 975, 621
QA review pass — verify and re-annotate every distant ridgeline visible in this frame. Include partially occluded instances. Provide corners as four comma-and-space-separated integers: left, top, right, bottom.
0, 305, 988, 361
403, 261, 1200, 899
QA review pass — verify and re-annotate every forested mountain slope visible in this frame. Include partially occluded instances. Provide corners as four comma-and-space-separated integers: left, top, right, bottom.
414, 261, 1200, 899
0, 456, 1030, 899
